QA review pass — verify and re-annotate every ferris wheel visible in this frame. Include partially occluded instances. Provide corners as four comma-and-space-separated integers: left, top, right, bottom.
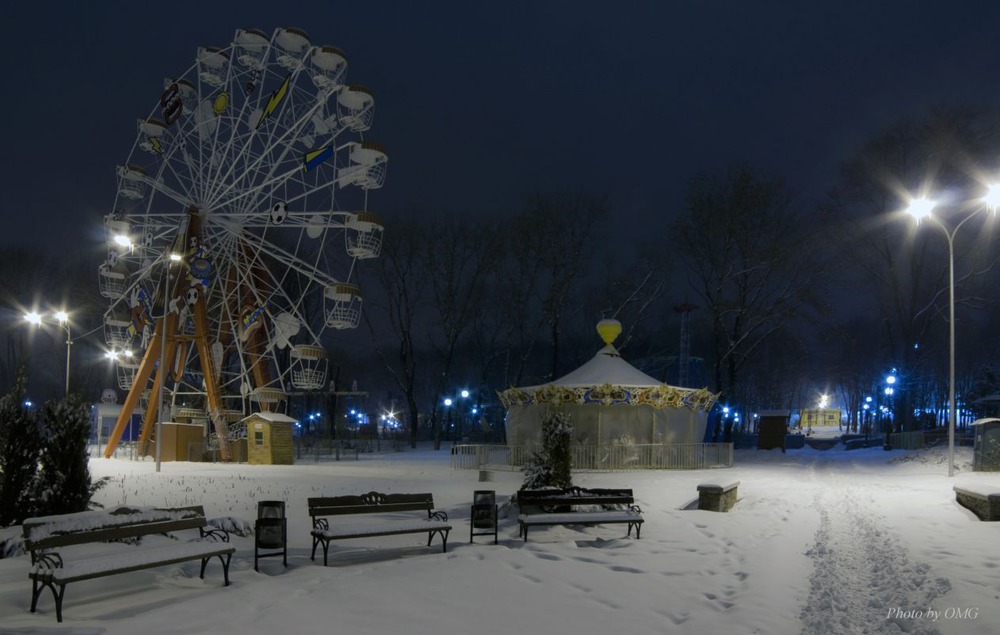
100, 27, 387, 460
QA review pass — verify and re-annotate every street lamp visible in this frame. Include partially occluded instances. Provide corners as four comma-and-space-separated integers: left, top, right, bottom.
24, 309, 73, 396
156, 252, 182, 473
907, 188, 999, 476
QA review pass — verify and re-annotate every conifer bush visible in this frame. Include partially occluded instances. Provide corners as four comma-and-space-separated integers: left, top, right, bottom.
521, 410, 574, 489
0, 366, 107, 529
0, 367, 42, 527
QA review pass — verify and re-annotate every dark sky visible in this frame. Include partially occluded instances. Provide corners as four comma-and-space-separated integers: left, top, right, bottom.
3, 0, 1000, 255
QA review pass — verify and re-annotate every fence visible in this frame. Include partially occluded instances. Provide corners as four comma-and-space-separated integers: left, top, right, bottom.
451, 443, 733, 471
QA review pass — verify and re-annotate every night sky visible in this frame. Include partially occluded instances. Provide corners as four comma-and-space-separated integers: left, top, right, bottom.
2, 0, 1000, 254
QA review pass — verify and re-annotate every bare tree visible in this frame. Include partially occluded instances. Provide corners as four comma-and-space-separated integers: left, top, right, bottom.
424, 216, 500, 448
484, 192, 604, 387
671, 165, 824, 438
362, 217, 430, 448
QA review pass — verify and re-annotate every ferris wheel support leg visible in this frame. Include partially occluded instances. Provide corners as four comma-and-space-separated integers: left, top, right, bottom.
138, 335, 180, 453
193, 296, 231, 461
103, 325, 164, 458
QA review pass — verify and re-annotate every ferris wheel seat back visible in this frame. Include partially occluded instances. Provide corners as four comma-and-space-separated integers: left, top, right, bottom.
337, 85, 375, 131
275, 27, 311, 71
311, 45, 348, 90
345, 212, 384, 259
338, 141, 388, 189
290, 344, 328, 390
197, 47, 230, 88
103, 312, 133, 348
98, 264, 128, 299
251, 387, 288, 410
117, 165, 148, 199
235, 28, 269, 69
325, 283, 362, 329
105, 215, 133, 247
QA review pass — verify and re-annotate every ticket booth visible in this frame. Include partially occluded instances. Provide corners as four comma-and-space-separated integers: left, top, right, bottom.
245, 412, 297, 465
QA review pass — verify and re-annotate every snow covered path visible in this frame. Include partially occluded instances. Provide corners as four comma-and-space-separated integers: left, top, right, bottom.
799, 461, 954, 635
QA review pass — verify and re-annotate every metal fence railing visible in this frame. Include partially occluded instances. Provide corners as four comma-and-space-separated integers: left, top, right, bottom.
450, 443, 734, 471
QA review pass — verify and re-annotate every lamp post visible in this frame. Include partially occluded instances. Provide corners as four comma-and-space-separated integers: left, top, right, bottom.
884, 371, 896, 451
156, 252, 182, 473
907, 186, 1000, 477
443, 397, 454, 441
24, 310, 73, 396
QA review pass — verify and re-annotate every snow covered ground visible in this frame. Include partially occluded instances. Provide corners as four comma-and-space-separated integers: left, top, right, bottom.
0, 443, 997, 634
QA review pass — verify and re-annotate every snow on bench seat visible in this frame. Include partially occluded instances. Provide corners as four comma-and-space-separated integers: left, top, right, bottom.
32, 540, 235, 583
313, 518, 452, 539
518, 510, 643, 525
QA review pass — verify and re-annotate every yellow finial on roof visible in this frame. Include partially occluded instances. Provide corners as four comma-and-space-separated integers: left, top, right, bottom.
596, 319, 621, 345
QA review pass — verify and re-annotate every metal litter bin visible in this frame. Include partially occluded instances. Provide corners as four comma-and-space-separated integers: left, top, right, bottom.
470, 490, 498, 544
255, 500, 288, 571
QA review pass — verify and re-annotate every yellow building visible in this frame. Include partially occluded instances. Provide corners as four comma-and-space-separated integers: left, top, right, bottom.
799, 408, 840, 428
244, 412, 297, 465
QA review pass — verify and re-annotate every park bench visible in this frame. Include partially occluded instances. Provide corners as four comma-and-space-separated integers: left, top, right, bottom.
308, 492, 452, 565
953, 485, 1000, 521
22, 505, 234, 622
697, 481, 740, 512
516, 487, 643, 541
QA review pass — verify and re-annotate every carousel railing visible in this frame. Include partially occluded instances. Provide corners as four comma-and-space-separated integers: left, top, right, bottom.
450, 443, 733, 471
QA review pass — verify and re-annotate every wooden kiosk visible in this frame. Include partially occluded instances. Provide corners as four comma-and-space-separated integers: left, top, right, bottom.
244, 412, 297, 465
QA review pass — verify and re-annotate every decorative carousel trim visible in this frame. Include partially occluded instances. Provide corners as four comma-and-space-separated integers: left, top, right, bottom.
498, 383, 719, 412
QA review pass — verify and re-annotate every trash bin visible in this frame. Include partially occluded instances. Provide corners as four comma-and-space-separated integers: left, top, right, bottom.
255, 500, 287, 572
470, 490, 498, 544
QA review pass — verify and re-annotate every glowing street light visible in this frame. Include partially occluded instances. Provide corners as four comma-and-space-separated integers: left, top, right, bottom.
23, 309, 73, 396
906, 187, 999, 476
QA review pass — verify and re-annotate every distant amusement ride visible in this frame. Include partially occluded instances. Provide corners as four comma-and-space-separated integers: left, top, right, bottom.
99, 28, 387, 460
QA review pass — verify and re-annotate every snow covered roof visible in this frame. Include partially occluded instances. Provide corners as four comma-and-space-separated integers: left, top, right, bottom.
242, 412, 298, 424
549, 344, 663, 388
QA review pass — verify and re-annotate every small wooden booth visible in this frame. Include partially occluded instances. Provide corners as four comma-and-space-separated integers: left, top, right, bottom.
758, 410, 791, 452
157, 422, 205, 462
245, 412, 297, 465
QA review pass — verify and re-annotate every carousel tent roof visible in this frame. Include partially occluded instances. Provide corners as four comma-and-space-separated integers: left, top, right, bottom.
548, 344, 663, 388
498, 320, 717, 413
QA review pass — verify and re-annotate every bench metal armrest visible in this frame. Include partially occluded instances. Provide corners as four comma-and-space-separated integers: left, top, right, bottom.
313, 517, 329, 531
33, 550, 64, 571
628, 504, 642, 514
199, 527, 231, 543
430, 510, 449, 522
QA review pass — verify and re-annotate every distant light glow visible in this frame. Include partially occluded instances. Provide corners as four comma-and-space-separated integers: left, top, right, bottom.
444, 398, 453, 407
460, 389, 470, 399
113, 234, 132, 248
54, 310, 69, 323
24, 312, 42, 325
169, 253, 182, 261
886, 374, 896, 385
